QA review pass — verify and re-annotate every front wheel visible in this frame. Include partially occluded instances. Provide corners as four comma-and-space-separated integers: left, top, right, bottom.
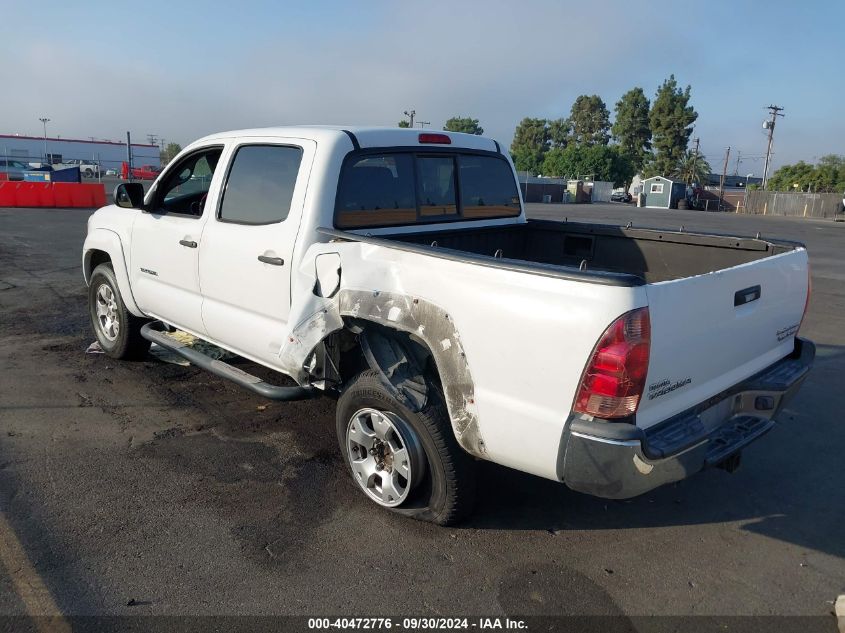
88, 263, 150, 359
336, 370, 476, 525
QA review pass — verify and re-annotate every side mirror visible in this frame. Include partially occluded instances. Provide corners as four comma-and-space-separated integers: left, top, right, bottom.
114, 182, 146, 209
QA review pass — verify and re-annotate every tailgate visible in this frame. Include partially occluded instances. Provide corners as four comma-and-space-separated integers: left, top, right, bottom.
636, 247, 809, 429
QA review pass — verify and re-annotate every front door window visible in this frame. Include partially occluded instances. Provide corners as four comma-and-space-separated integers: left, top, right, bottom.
156, 148, 223, 216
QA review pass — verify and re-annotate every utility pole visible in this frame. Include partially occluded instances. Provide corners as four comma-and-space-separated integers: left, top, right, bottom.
39, 117, 50, 163
126, 132, 134, 182
718, 146, 731, 211
403, 109, 416, 128
733, 150, 742, 176
688, 137, 700, 184
146, 133, 159, 147
416, 121, 430, 129
761, 105, 784, 189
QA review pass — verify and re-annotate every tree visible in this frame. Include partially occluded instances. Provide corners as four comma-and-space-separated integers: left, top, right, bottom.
675, 149, 711, 185
160, 142, 182, 166
443, 116, 483, 135
767, 156, 845, 192
569, 95, 611, 146
548, 118, 572, 149
542, 144, 634, 187
510, 118, 551, 175
812, 154, 845, 192
767, 161, 816, 191
647, 75, 697, 177
612, 87, 651, 174
397, 120, 410, 128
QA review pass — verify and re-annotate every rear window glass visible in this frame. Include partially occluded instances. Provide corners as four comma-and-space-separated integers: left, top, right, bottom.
334, 154, 417, 227
459, 155, 522, 218
335, 152, 520, 228
418, 156, 458, 218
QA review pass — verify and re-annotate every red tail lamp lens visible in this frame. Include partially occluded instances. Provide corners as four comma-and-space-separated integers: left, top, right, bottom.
574, 308, 651, 419
799, 264, 811, 332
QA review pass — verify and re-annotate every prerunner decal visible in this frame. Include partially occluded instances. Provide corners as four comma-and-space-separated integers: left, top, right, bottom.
647, 377, 692, 400
777, 324, 799, 341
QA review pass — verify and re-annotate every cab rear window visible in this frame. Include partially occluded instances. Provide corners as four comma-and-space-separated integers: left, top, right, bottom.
335, 152, 520, 229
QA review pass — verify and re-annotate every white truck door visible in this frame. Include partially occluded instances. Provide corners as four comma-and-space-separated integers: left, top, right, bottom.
198, 139, 315, 367
129, 145, 225, 335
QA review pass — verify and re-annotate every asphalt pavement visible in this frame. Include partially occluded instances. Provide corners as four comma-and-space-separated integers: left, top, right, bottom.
0, 203, 843, 629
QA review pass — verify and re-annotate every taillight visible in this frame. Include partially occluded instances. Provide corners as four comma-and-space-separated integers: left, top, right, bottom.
799, 264, 811, 332
573, 307, 651, 419
418, 133, 451, 144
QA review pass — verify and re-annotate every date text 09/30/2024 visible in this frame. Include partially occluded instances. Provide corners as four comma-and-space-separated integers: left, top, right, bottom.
307, 617, 528, 630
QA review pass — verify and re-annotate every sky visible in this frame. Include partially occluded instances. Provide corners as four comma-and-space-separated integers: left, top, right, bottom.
2, 0, 843, 173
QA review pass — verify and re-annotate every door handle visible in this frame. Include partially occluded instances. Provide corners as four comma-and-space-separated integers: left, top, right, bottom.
258, 255, 284, 266
179, 239, 197, 248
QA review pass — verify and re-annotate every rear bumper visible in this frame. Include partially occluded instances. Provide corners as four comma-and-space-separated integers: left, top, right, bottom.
558, 337, 815, 499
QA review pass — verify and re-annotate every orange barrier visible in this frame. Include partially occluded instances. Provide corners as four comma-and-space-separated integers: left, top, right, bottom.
0, 182, 106, 208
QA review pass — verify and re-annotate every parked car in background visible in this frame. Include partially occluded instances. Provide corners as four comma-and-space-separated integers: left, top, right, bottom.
130, 164, 161, 180
59, 159, 101, 178
105, 168, 119, 176
0, 159, 30, 181
26, 163, 54, 173
611, 190, 632, 203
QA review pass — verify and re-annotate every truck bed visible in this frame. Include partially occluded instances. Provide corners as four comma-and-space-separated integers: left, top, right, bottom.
385, 219, 797, 283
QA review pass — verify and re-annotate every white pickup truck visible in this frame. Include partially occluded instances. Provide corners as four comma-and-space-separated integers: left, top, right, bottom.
83, 126, 814, 525
59, 159, 101, 178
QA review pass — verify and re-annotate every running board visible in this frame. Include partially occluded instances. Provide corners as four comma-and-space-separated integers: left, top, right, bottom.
140, 321, 317, 402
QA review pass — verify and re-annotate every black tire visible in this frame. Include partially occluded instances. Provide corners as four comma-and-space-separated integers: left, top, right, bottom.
88, 263, 151, 360
84, 169, 93, 178
336, 370, 476, 525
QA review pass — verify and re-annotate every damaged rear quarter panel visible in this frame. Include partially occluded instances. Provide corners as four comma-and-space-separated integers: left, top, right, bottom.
281, 239, 646, 479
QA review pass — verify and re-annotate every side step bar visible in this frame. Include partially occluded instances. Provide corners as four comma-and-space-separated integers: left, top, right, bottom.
140, 321, 317, 402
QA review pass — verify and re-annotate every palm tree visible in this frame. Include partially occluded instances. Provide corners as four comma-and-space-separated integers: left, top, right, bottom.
675, 149, 711, 185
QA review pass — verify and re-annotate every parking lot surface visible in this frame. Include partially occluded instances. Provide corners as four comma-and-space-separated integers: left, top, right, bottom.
0, 203, 843, 623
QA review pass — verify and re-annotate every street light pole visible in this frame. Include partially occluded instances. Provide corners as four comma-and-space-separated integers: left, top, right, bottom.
39, 117, 51, 163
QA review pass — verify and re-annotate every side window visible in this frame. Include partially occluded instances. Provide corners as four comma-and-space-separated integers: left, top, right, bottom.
459, 155, 521, 218
335, 154, 417, 228
417, 156, 457, 217
219, 145, 303, 225
157, 147, 223, 216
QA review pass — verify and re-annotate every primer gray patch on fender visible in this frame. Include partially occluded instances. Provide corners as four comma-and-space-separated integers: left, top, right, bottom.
279, 289, 485, 458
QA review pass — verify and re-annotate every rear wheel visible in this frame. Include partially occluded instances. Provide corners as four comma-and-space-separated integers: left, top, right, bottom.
88, 263, 150, 359
336, 370, 476, 525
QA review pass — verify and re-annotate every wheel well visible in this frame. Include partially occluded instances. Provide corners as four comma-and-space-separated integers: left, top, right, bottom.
332, 320, 442, 411
86, 249, 111, 281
